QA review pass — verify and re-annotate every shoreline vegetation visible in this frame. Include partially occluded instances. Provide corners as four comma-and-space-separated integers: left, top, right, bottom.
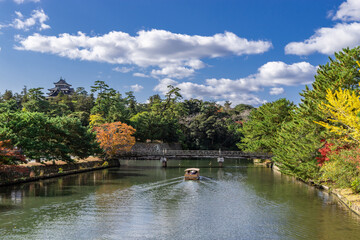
238, 46, 360, 216
241, 48, 360, 190
0, 157, 119, 187
1, 47, 360, 215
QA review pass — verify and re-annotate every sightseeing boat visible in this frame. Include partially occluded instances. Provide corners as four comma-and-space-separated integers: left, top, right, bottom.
184, 168, 200, 180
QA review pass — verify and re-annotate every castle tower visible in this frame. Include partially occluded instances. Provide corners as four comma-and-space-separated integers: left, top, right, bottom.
47, 78, 74, 97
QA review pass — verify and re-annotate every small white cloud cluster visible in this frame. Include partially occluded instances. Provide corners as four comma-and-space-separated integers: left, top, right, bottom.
0, 9, 49, 31
13, 0, 40, 4
269, 87, 284, 95
112, 66, 133, 73
16, 29, 272, 79
133, 73, 150, 78
12, 9, 50, 31
154, 61, 317, 105
130, 84, 144, 92
285, 0, 360, 55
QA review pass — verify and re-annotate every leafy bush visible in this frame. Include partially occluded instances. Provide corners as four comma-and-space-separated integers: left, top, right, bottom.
320, 147, 360, 190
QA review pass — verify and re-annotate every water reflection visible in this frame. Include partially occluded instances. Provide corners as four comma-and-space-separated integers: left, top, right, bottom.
1, 159, 360, 240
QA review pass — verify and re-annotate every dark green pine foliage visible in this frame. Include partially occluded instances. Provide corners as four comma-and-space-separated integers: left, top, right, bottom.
273, 47, 360, 181
239, 98, 295, 153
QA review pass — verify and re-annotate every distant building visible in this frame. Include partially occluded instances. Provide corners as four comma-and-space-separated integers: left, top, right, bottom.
47, 78, 74, 97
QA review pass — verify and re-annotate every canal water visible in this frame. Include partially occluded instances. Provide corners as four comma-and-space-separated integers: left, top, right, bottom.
0, 159, 360, 240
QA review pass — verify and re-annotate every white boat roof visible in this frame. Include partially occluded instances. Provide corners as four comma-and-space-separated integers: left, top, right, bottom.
184, 168, 200, 172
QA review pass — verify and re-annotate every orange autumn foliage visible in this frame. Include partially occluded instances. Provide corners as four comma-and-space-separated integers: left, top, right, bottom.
94, 122, 136, 157
0, 140, 26, 165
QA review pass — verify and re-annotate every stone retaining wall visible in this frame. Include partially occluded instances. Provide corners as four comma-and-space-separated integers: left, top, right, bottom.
272, 163, 360, 216
0, 159, 120, 186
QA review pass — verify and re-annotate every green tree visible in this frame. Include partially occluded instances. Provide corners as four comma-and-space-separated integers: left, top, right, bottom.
91, 80, 129, 123
22, 88, 50, 113
0, 112, 99, 162
239, 98, 294, 153
0, 99, 19, 113
130, 111, 162, 141
179, 101, 241, 150
51, 116, 101, 159
273, 47, 360, 181
1, 90, 14, 101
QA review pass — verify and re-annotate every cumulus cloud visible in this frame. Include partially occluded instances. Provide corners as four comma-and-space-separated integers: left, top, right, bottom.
15, 29, 272, 78
13, 0, 40, 4
333, 0, 360, 22
1, 9, 50, 31
269, 87, 284, 95
285, 22, 360, 55
151, 65, 195, 79
254, 61, 316, 86
154, 61, 316, 105
285, 0, 360, 55
133, 73, 150, 78
12, 9, 50, 31
130, 84, 144, 92
112, 66, 133, 73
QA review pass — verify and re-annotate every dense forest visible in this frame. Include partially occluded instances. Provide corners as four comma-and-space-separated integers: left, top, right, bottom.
0, 78, 253, 163
1, 46, 360, 194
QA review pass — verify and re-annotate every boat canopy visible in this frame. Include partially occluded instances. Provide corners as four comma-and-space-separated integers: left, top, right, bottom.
184, 168, 200, 172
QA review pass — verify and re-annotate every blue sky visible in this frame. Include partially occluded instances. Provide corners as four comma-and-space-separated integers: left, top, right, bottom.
0, 0, 359, 106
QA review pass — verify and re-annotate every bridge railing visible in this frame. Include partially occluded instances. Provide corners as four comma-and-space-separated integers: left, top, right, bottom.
118, 149, 272, 158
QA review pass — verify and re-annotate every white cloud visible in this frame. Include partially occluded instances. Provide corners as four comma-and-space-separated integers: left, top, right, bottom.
154, 79, 266, 105
186, 59, 206, 69
15, 11, 23, 18
12, 9, 50, 31
285, 22, 360, 55
255, 61, 316, 86
285, 0, 360, 56
112, 66, 133, 73
333, 0, 360, 22
1, 9, 50, 31
151, 65, 195, 79
13, 0, 40, 4
269, 87, 284, 95
130, 84, 144, 92
154, 78, 178, 93
15, 29, 272, 78
154, 61, 316, 105
133, 73, 150, 78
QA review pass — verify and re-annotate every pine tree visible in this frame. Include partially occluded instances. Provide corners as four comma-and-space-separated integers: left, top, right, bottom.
239, 98, 294, 153
273, 47, 360, 181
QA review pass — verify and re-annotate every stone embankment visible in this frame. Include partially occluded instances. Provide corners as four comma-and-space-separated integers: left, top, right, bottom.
328, 188, 360, 216
272, 163, 360, 216
0, 157, 119, 186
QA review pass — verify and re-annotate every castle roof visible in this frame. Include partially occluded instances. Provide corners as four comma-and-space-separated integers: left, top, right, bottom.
47, 78, 74, 97
54, 78, 71, 86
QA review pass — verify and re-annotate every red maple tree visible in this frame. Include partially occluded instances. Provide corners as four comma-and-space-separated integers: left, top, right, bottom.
0, 140, 26, 165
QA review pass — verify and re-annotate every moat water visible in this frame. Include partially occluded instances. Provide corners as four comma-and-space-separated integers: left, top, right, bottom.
0, 159, 360, 240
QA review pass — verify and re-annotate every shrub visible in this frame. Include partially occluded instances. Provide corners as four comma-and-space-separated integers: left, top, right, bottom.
320, 147, 360, 190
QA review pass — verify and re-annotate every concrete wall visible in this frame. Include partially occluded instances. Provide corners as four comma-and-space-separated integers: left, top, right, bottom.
0, 159, 120, 186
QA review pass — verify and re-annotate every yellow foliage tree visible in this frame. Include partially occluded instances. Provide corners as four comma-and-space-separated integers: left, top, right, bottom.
94, 122, 136, 157
89, 114, 105, 129
315, 87, 360, 144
